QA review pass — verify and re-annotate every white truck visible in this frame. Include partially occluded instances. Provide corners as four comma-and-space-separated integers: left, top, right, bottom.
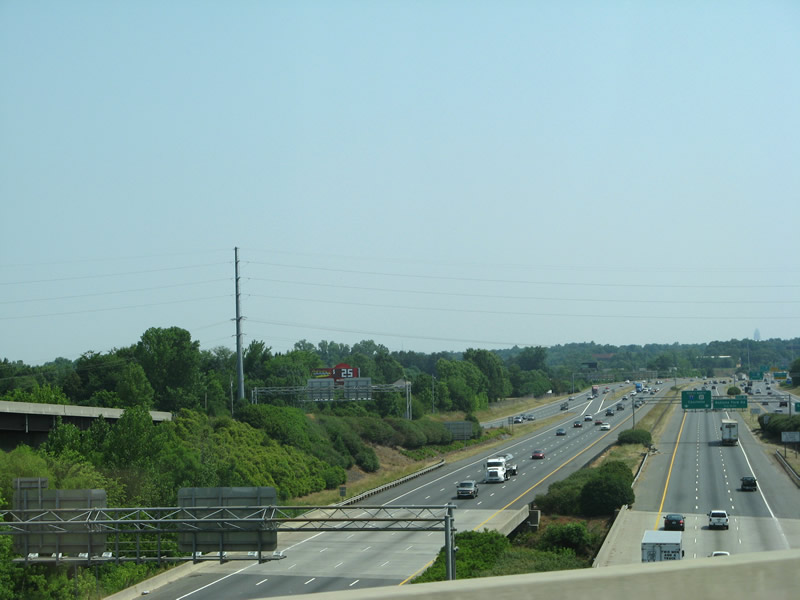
720, 419, 738, 446
641, 530, 684, 562
485, 454, 518, 482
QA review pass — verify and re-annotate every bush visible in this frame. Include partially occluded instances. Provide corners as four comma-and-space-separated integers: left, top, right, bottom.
617, 429, 651, 446
536, 522, 591, 553
413, 530, 510, 582
534, 469, 596, 515
579, 474, 634, 516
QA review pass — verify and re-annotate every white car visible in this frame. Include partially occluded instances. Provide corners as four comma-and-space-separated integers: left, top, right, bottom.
600, 423, 611, 431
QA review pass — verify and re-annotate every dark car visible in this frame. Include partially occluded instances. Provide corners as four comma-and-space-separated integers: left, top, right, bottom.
560, 402, 569, 410
605, 408, 615, 416
531, 449, 545, 459
664, 513, 685, 531
594, 419, 604, 426
556, 428, 566, 436
456, 480, 479, 498
740, 476, 757, 491
573, 421, 583, 428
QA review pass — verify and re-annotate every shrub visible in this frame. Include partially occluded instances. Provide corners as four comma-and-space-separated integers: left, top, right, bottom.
617, 429, 651, 446
579, 474, 634, 516
536, 522, 591, 553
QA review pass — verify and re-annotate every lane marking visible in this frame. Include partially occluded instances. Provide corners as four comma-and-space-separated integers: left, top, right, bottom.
175, 564, 257, 600
653, 411, 688, 530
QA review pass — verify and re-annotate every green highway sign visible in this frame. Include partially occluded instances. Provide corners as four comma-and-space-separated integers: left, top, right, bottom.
796, 402, 800, 413
714, 395, 747, 409
682, 390, 712, 409
773, 372, 788, 380
749, 371, 764, 380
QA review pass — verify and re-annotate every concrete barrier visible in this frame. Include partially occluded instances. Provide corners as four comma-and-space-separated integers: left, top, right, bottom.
259, 548, 800, 600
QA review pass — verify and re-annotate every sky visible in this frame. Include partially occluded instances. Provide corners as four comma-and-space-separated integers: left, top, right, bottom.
1, 1, 799, 366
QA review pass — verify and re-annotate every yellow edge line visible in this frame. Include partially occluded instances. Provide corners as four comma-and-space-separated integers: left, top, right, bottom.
399, 421, 624, 585
653, 410, 687, 530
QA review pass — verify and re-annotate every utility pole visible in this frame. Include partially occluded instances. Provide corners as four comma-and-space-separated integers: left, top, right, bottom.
235, 247, 245, 403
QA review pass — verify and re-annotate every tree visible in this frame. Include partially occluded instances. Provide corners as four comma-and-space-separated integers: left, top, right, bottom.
135, 327, 201, 411
464, 349, 511, 402
790, 357, 800, 385
514, 346, 548, 372
115, 363, 155, 409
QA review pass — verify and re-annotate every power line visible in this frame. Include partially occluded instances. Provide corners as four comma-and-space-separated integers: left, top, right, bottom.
0, 279, 230, 305
245, 277, 799, 305
244, 261, 800, 289
0, 295, 231, 320
0, 262, 231, 286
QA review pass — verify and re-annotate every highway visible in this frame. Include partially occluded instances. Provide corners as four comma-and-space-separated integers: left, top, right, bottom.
134, 384, 656, 599
118, 381, 800, 599
599, 383, 800, 564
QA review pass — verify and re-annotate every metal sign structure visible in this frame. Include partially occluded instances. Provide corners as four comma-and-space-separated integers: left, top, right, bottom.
252, 380, 404, 404
0, 503, 458, 577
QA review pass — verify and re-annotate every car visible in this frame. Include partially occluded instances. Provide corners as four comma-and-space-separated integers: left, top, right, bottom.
600, 423, 611, 430
710, 551, 730, 557
708, 510, 729, 530
740, 476, 757, 491
569, 396, 575, 401
584, 414, 593, 421
595, 419, 604, 426
664, 513, 685, 531
560, 402, 569, 410
573, 421, 583, 428
531, 449, 545, 459
525, 413, 537, 421
605, 408, 615, 416
779, 400, 788, 407
513, 416, 523, 424
616, 403, 625, 411
456, 480, 479, 498
755, 388, 761, 393
556, 428, 566, 436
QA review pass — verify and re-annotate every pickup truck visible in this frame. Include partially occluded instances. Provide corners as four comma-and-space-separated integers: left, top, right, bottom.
708, 510, 729, 529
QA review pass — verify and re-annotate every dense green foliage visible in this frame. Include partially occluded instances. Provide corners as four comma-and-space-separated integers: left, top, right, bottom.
414, 519, 603, 582
758, 413, 800, 442
617, 429, 652, 446
412, 530, 511, 582
534, 460, 634, 517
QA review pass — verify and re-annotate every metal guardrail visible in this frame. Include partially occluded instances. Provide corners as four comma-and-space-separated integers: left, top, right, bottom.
337, 460, 446, 505
774, 450, 800, 488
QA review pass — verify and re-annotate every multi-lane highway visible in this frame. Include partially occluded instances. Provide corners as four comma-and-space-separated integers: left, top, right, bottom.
128, 382, 799, 599
137, 385, 654, 599
600, 383, 800, 564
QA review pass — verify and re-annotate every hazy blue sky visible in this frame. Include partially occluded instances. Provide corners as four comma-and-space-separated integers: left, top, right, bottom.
2, 1, 798, 366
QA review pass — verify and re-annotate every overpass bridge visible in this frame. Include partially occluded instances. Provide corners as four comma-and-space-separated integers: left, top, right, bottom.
0, 399, 171, 449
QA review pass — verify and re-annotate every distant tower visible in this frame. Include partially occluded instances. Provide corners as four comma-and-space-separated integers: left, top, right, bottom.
753, 328, 761, 341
